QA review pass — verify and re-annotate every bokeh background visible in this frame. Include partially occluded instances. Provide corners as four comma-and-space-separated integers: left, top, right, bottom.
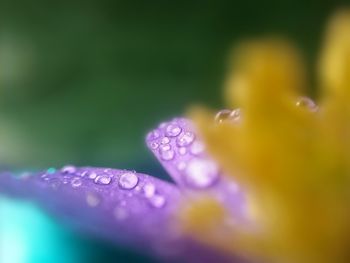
0, 1, 348, 262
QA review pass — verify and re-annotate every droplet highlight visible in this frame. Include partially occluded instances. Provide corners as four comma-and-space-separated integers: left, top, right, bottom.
94, 174, 112, 185
119, 172, 139, 190
185, 158, 219, 188
176, 131, 195, 147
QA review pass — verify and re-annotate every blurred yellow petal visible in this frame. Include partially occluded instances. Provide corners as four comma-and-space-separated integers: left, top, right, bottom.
182, 9, 350, 263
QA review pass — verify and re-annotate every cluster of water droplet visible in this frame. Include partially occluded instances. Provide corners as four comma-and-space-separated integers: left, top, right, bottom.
147, 118, 219, 189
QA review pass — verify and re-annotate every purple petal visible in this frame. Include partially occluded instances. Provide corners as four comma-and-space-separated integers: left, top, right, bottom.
0, 166, 243, 263
146, 118, 247, 221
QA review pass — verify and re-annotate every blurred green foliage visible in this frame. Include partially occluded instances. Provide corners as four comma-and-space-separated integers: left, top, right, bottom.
0, 0, 346, 170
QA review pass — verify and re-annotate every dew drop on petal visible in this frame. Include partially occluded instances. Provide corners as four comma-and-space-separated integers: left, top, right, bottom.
46, 167, 56, 174
178, 147, 187, 155
229, 108, 241, 122
88, 172, 97, 179
177, 161, 186, 171
147, 129, 161, 141
61, 165, 77, 174
150, 195, 166, 208
150, 141, 159, 149
71, 177, 82, 188
143, 182, 156, 198
165, 123, 182, 137
161, 137, 170, 145
176, 131, 195, 147
159, 145, 175, 161
215, 109, 232, 123
49, 178, 61, 190
86, 192, 101, 207
296, 97, 318, 112
185, 158, 219, 188
119, 172, 139, 189
190, 141, 205, 155
94, 174, 112, 185
114, 207, 128, 220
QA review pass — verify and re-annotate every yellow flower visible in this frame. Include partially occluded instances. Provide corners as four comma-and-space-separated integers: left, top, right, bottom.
181, 9, 350, 263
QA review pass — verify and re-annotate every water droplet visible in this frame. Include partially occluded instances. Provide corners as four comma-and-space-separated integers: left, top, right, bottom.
86, 192, 101, 207
88, 172, 97, 179
119, 172, 139, 189
143, 182, 156, 198
185, 158, 219, 188
161, 137, 170, 144
49, 178, 61, 190
215, 109, 232, 123
150, 141, 159, 149
114, 207, 128, 220
176, 131, 195, 147
150, 195, 166, 208
94, 174, 112, 185
229, 108, 241, 122
178, 147, 187, 155
190, 141, 205, 155
71, 177, 82, 188
159, 145, 175, 161
46, 167, 56, 174
296, 97, 318, 112
61, 165, 76, 174
177, 161, 186, 171
147, 129, 161, 141
165, 123, 182, 137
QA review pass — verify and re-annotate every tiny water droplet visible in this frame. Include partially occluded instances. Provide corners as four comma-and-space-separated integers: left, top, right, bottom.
61, 165, 76, 174
176, 131, 195, 147
49, 178, 61, 190
150, 141, 159, 149
86, 192, 101, 207
215, 109, 232, 123
178, 147, 187, 155
190, 141, 205, 155
143, 182, 156, 198
229, 108, 241, 122
119, 172, 139, 189
177, 161, 186, 171
296, 97, 318, 112
114, 207, 128, 220
165, 123, 182, 137
159, 145, 175, 161
46, 167, 56, 174
88, 172, 97, 179
147, 129, 161, 141
150, 195, 166, 208
71, 177, 82, 188
185, 158, 219, 188
94, 174, 112, 185
161, 137, 170, 144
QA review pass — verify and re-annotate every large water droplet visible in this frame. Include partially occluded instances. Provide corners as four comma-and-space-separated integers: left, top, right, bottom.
165, 123, 182, 137
215, 109, 232, 123
296, 97, 318, 112
119, 172, 139, 189
61, 165, 76, 174
147, 129, 161, 141
176, 131, 195, 147
143, 182, 156, 198
71, 177, 82, 188
86, 192, 101, 207
159, 145, 175, 161
185, 158, 219, 188
94, 174, 112, 185
149, 194, 166, 208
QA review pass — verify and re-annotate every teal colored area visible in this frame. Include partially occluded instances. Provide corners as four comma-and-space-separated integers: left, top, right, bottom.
0, 196, 154, 263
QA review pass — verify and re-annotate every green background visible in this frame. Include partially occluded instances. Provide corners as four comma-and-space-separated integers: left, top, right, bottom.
0, 1, 348, 262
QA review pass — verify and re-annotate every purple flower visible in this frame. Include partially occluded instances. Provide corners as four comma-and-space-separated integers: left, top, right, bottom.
0, 118, 247, 263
